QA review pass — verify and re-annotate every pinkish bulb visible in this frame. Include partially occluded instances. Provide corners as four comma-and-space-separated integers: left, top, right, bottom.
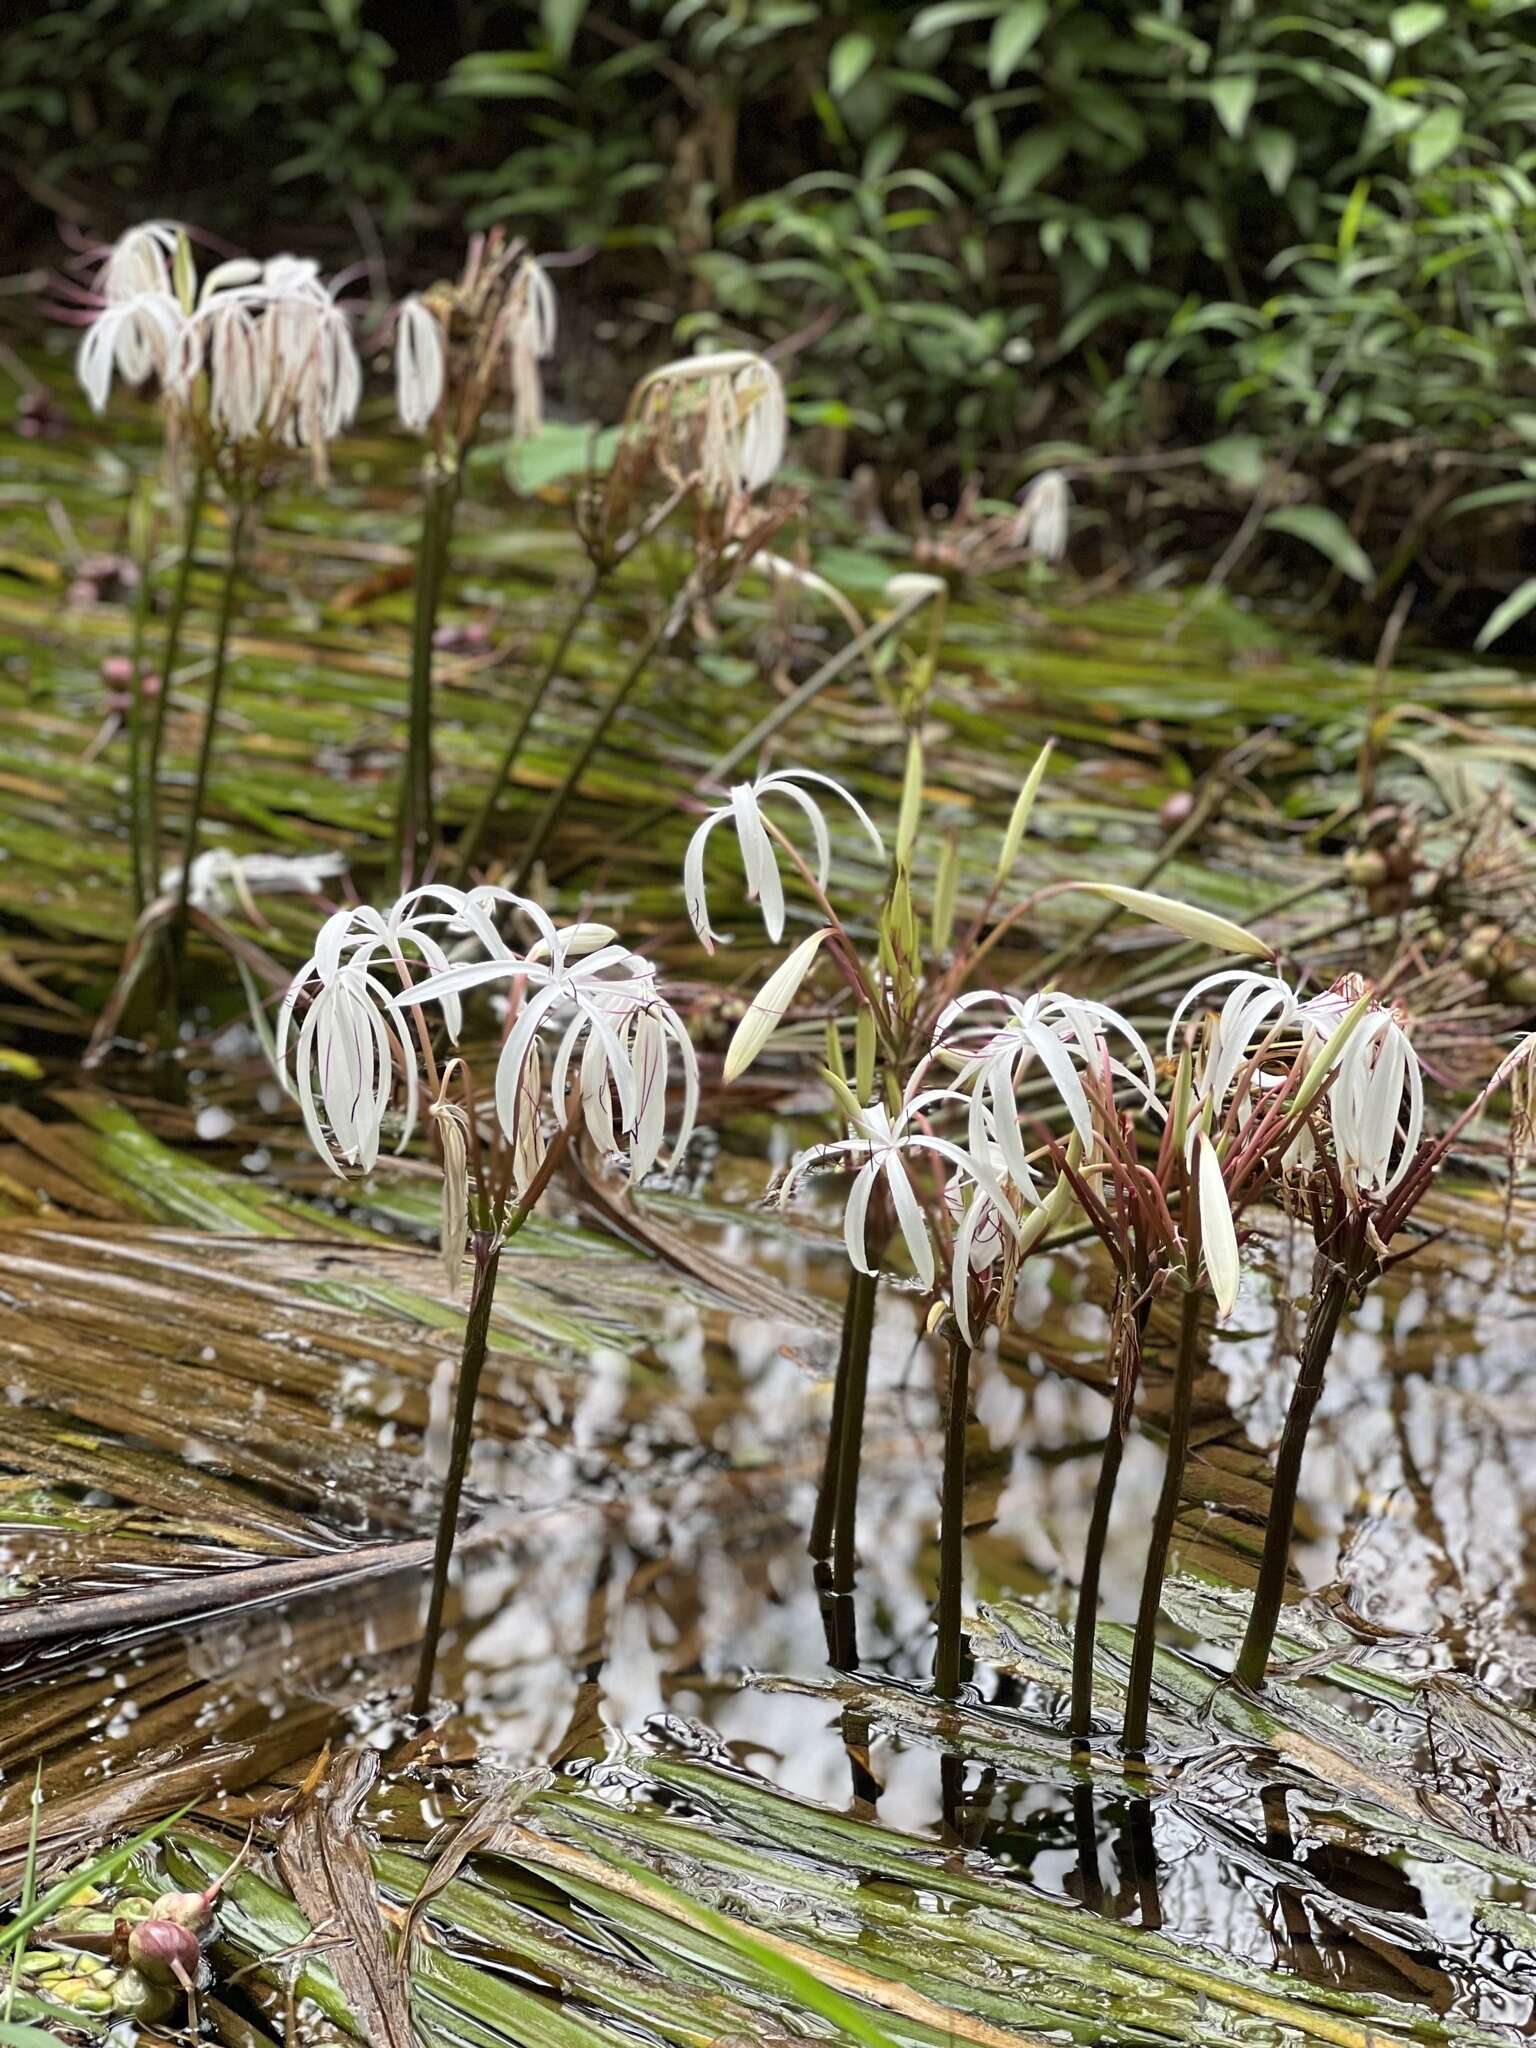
139, 670, 162, 699
127, 1917, 202, 1985
1159, 790, 1196, 834
100, 655, 134, 687
152, 1887, 213, 1931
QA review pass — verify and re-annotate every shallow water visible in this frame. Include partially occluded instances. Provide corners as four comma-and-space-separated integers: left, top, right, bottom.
4, 348, 1536, 2041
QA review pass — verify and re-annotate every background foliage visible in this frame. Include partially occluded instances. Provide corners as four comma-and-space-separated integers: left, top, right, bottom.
4, 0, 1536, 614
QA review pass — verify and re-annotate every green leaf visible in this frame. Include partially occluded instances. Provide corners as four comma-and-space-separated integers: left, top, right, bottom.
830, 31, 876, 96
442, 55, 571, 99
1201, 435, 1266, 489
1338, 176, 1371, 256
1475, 576, 1536, 651
1409, 104, 1462, 175
998, 125, 1069, 200
540, 0, 588, 61
995, 739, 1053, 883
1264, 506, 1374, 585
988, 0, 1048, 87
911, 0, 1004, 36
1390, 2, 1446, 45
1252, 125, 1295, 196
506, 421, 622, 493
1209, 73, 1256, 139
0, 2028, 64, 2048
1067, 885, 1272, 958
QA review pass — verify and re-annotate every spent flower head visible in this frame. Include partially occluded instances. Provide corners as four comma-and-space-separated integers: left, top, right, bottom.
626, 350, 787, 506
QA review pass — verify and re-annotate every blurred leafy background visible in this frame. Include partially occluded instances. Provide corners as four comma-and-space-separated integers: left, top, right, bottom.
3, 0, 1535, 626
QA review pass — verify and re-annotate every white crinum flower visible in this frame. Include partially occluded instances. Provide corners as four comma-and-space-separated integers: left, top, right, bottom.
946, 1124, 1079, 1345
398, 897, 697, 1187
1327, 1001, 1424, 1200
161, 251, 359, 463
1195, 1129, 1241, 1318
684, 769, 885, 953
1017, 469, 1071, 563
159, 847, 346, 919
395, 295, 447, 434
77, 292, 187, 413
1170, 969, 1420, 1199
100, 222, 180, 304
203, 296, 269, 442
634, 350, 787, 500
934, 989, 1157, 1200
276, 886, 523, 1174
277, 940, 419, 1177
267, 287, 361, 463
780, 1090, 1018, 1292
503, 256, 557, 440
1168, 970, 1313, 1133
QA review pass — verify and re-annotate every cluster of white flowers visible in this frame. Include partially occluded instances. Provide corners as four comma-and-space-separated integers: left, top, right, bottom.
78, 224, 362, 475
278, 884, 696, 1207
682, 767, 1431, 1343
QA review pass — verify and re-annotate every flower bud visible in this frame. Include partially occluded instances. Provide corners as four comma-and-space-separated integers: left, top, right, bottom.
127, 1916, 202, 1985
152, 1887, 213, 1930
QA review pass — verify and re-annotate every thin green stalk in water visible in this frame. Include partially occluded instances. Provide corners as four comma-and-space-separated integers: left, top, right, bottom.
449, 564, 603, 884
2, 1767, 41, 2023
934, 1330, 972, 1701
829, 1265, 879, 1604
413, 1230, 503, 1717
1123, 1283, 1205, 1757
810, 1266, 878, 1562
144, 464, 208, 889
508, 599, 681, 895
1071, 1288, 1151, 1745
1234, 1227, 1367, 1690
167, 492, 253, 984
124, 486, 158, 916
398, 465, 462, 887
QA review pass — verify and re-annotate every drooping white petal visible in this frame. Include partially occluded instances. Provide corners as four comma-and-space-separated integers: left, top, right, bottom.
842, 1161, 879, 1276
683, 805, 734, 951
493, 982, 565, 1142
396, 295, 446, 434
884, 1152, 935, 1291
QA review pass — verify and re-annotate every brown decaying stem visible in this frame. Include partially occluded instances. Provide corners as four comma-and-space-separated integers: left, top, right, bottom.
1122, 1283, 1205, 1757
